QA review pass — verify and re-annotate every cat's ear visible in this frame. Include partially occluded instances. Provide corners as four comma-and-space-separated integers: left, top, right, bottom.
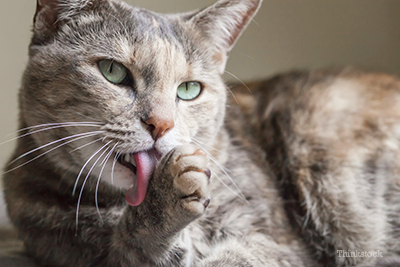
32, 0, 99, 45
34, 0, 60, 32
188, 0, 262, 73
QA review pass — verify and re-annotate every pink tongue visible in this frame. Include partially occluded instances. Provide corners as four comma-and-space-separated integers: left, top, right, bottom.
125, 150, 158, 206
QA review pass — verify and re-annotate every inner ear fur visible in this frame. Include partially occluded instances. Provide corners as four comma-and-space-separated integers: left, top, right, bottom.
34, 0, 59, 27
32, 0, 101, 45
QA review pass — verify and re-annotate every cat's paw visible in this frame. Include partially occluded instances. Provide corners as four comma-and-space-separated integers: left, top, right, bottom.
167, 145, 211, 216
150, 144, 211, 220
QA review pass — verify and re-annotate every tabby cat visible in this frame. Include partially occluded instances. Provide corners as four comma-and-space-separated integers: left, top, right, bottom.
3, 0, 400, 266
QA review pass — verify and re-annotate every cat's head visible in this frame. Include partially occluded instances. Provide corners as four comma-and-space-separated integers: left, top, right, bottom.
20, 0, 261, 205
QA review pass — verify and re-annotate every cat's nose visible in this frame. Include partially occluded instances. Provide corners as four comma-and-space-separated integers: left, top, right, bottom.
144, 116, 174, 141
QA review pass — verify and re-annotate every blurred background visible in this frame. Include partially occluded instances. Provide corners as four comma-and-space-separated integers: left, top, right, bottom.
0, 0, 400, 225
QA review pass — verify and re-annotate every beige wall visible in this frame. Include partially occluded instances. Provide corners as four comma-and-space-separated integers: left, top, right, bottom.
1, 0, 400, 185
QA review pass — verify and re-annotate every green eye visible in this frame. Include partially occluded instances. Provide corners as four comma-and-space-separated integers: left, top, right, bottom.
99, 60, 129, 85
177, 82, 202, 100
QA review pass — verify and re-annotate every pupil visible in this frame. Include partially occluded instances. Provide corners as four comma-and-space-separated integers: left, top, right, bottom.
108, 62, 113, 73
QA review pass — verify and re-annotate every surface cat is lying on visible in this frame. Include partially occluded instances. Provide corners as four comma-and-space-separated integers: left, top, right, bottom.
3, 0, 400, 266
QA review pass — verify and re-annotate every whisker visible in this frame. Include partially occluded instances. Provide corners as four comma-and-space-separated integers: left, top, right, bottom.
95, 143, 118, 220
8, 131, 104, 166
111, 152, 120, 185
209, 156, 247, 202
72, 141, 110, 196
224, 70, 252, 94
226, 85, 239, 104
208, 155, 248, 203
209, 167, 246, 200
1, 123, 103, 146
4, 132, 102, 174
192, 140, 247, 203
209, 167, 226, 176
75, 142, 111, 231
191, 139, 232, 174
100, 143, 117, 167
70, 138, 103, 153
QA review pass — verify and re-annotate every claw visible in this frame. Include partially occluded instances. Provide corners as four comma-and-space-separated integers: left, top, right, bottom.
204, 168, 211, 179
203, 197, 211, 208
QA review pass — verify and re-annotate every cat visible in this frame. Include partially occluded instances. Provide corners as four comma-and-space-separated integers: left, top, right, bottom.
3, 0, 400, 266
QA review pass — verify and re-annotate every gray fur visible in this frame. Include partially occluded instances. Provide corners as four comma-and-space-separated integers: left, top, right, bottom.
3, 0, 400, 267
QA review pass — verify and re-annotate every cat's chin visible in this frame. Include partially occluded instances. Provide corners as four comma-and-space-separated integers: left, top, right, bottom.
107, 164, 137, 190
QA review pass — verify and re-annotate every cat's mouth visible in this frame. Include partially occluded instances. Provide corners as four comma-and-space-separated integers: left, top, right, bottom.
116, 148, 161, 207
117, 153, 137, 174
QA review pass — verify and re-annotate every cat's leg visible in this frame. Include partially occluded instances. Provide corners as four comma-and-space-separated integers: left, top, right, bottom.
108, 144, 211, 267
197, 233, 311, 267
7, 144, 210, 267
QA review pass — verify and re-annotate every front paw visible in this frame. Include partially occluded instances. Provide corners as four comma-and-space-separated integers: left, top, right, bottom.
170, 145, 211, 215
153, 144, 211, 220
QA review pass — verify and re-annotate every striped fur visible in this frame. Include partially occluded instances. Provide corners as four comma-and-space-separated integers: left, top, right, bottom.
3, 0, 400, 266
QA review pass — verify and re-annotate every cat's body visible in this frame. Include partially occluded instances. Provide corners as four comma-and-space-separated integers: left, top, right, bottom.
233, 69, 400, 266
3, 0, 400, 266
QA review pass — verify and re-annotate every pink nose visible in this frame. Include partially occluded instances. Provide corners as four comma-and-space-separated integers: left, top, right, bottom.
144, 116, 174, 141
